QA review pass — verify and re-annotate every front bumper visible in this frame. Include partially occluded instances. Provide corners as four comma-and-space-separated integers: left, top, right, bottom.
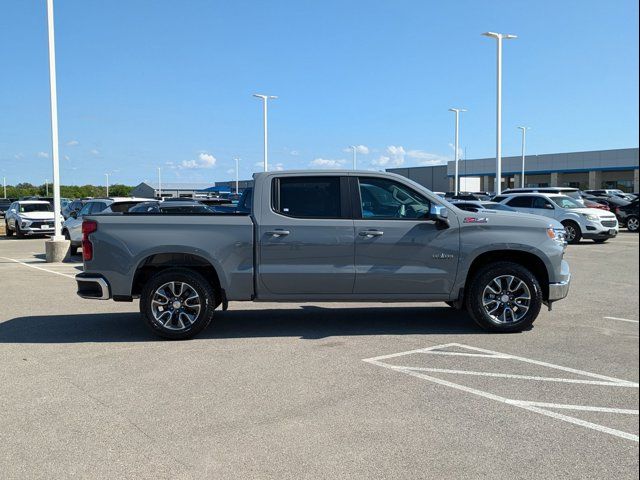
548, 275, 571, 301
76, 273, 111, 300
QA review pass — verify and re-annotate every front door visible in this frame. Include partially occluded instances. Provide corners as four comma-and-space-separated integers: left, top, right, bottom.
353, 176, 459, 295
257, 175, 355, 296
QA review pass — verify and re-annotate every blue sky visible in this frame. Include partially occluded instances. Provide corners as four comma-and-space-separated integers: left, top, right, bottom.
0, 0, 638, 186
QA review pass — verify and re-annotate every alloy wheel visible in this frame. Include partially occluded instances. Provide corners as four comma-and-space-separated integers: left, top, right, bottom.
482, 275, 532, 324
150, 281, 202, 331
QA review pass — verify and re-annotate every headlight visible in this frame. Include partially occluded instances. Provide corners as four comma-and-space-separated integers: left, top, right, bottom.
21, 219, 32, 227
582, 213, 599, 221
547, 227, 567, 245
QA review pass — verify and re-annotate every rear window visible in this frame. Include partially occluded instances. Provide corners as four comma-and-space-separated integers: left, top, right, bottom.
110, 201, 145, 213
273, 177, 341, 218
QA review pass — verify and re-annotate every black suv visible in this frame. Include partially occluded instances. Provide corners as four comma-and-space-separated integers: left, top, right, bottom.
615, 199, 639, 232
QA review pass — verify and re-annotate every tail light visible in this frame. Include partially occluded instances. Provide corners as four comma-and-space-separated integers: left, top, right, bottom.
82, 220, 97, 261
615, 207, 621, 215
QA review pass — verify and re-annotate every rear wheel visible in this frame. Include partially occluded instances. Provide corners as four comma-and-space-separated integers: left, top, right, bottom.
561, 221, 582, 244
140, 268, 216, 340
15, 223, 24, 238
627, 215, 639, 233
5, 221, 13, 237
466, 261, 542, 333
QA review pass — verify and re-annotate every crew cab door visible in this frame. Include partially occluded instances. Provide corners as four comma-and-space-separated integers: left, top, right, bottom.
257, 175, 355, 296
352, 176, 459, 295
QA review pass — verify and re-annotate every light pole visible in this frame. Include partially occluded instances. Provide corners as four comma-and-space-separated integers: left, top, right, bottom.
157, 167, 162, 199
482, 31, 517, 194
517, 126, 530, 188
2, 177, 6, 199
45, 179, 49, 196
253, 94, 277, 172
349, 145, 357, 170
448, 108, 467, 195
105, 173, 110, 197
234, 157, 240, 194
46, 0, 63, 241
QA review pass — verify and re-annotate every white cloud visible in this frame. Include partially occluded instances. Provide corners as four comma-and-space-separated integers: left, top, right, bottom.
289, 150, 299, 156
310, 158, 345, 169
66, 140, 79, 146
180, 152, 217, 169
273, 163, 285, 171
14, 153, 24, 160
371, 145, 448, 167
344, 145, 370, 155
226, 168, 235, 175
89, 149, 100, 156
37, 151, 49, 158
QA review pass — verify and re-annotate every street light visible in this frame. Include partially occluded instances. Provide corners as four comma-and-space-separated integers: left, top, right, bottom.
517, 126, 530, 188
448, 108, 467, 195
349, 145, 357, 170
253, 94, 278, 172
105, 173, 110, 197
482, 31, 517, 194
46, 0, 63, 242
234, 157, 240, 194
157, 167, 162, 199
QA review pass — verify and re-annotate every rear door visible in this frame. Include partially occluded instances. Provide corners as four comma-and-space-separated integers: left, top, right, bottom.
352, 176, 459, 295
504, 195, 535, 214
257, 175, 355, 296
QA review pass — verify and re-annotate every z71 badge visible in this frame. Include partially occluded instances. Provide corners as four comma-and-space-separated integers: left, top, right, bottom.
464, 217, 489, 224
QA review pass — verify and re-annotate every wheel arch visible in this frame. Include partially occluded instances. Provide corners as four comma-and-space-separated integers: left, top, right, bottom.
465, 250, 550, 301
131, 252, 223, 305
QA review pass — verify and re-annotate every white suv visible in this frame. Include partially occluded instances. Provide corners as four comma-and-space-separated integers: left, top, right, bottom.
496, 193, 619, 244
4, 200, 64, 238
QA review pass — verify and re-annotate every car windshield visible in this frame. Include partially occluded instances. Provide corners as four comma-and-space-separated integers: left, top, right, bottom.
20, 203, 52, 213
551, 196, 583, 209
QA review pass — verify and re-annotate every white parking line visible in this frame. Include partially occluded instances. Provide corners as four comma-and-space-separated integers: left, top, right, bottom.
0, 256, 75, 279
364, 343, 639, 443
604, 316, 639, 324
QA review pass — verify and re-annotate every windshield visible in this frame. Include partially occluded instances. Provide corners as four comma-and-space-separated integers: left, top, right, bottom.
19, 203, 52, 213
551, 196, 583, 209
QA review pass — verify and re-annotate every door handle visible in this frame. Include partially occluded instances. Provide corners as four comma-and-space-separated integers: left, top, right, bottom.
266, 229, 290, 237
359, 230, 384, 237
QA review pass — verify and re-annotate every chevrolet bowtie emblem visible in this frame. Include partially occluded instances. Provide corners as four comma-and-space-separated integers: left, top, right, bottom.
433, 253, 454, 260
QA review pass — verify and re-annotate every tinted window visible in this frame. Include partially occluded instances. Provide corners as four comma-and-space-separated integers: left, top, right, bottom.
89, 202, 108, 214
19, 203, 52, 213
532, 197, 554, 209
358, 177, 430, 220
506, 196, 534, 208
109, 201, 146, 213
274, 177, 341, 218
78, 203, 92, 216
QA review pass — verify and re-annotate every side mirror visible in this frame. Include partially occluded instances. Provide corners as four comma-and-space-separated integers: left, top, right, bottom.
545, 204, 554, 210
70, 211, 78, 219
429, 204, 449, 224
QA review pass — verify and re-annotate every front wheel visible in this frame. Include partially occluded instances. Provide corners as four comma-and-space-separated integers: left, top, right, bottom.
627, 215, 639, 233
140, 268, 216, 340
5, 221, 13, 237
593, 239, 608, 244
465, 261, 542, 333
561, 221, 582, 244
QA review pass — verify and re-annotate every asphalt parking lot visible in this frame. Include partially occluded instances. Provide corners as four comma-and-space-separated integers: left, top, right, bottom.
0, 233, 638, 479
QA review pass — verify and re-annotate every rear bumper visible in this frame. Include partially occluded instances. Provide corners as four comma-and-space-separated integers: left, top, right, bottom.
76, 273, 111, 300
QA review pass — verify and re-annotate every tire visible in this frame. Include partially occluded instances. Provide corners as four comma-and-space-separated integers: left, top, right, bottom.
626, 215, 639, 233
140, 268, 216, 340
593, 239, 608, 244
561, 221, 582, 244
15, 223, 24, 239
465, 261, 542, 333
5, 221, 13, 237
64, 230, 78, 255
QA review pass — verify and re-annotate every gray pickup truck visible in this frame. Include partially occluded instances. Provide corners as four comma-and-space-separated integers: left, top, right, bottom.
76, 171, 571, 339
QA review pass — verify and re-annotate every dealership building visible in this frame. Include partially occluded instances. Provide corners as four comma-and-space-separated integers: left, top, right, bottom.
388, 147, 639, 193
